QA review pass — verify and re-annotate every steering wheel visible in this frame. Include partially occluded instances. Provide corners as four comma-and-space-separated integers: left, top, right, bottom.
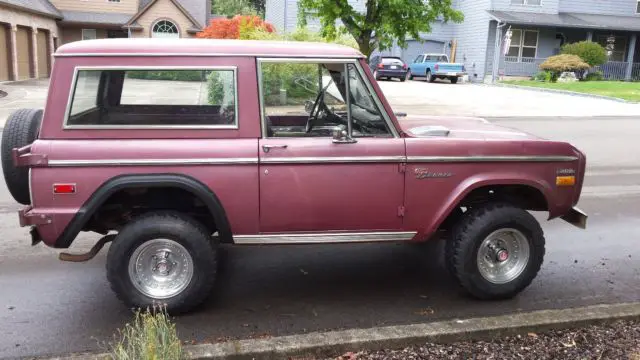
305, 85, 328, 133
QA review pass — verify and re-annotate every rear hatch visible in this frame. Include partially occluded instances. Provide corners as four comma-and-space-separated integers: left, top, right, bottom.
379, 57, 406, 72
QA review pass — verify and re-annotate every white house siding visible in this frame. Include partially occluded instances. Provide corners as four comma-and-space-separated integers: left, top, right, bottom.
452, 0, 492, 82
559, 0, 639, 16
265, 0, 286, 32
491, 0, 559, 14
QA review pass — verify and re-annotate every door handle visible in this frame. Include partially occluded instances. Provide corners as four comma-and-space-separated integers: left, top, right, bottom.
262, 144, 288, 153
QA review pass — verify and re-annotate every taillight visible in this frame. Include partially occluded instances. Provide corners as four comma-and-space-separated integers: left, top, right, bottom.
377, 63, 384, 69
402, 64, 407, 70
53, 183, 76, 194
434, 64, 439, 71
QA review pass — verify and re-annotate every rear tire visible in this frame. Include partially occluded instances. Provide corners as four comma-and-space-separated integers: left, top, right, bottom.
1, 108, 42, 205
450, 77, 459, 84
446, 203, 545, 300
373, 70, 380, 81
407, 71, 414, 80
106, 212, 218, 314
427, 70, 436, 83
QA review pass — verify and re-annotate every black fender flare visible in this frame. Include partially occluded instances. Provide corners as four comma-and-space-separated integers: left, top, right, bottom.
54, 174, 232, 248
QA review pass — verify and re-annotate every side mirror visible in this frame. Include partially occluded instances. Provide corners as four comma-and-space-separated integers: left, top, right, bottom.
332, 125, 356, 144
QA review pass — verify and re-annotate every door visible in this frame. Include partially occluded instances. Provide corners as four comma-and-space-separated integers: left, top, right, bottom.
36, 30, 49, 78
16, 26, 31, 80
0, 24, 9, 81
257, 60, 405, 234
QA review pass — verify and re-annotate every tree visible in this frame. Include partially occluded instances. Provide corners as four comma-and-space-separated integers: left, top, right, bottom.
212, 0, 258, 17
196, 15, 275, 39
561, 41, 607, 67
298, 0, 463, 58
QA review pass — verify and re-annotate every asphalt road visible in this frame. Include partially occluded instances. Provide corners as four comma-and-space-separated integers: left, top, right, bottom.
1, 116, 640, 359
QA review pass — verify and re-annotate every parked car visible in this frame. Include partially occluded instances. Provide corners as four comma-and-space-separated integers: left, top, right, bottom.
1, 38, 587, 314
369, 56, 409, 81
408, 53, 466, 83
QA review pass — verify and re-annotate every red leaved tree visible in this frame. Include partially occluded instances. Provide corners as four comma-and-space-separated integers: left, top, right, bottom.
196, 15, 275, 39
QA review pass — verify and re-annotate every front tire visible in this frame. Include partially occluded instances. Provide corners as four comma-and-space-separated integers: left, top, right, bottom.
446, 203, 545, 300
106, 212, 218, 314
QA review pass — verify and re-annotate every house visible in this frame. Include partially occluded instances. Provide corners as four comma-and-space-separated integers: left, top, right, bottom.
0, 0, 210, 81
266, 0, 640, 82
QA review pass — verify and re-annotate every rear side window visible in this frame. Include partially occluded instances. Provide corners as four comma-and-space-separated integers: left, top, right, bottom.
66, 68, 237, 128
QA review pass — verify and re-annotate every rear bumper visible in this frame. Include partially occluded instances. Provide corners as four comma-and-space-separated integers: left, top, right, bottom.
434, 72, 466, 77
377, 70, 407, 77
561, 207, 588, 229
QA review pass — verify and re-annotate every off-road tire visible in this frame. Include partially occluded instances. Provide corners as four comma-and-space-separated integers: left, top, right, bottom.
106, 212, 218, 314
450, 77, 459, 84
1, 108, 42, 205
446, 203, 545, 300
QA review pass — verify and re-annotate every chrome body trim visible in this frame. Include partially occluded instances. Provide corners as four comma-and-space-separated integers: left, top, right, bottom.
233, 231, 417, 244
407, 155, 579, 163
47, 158, 259, 167
62, 66, 239, 130
260, 156, 406, 164
55, 53, 365, 59
44, 155, 578, 167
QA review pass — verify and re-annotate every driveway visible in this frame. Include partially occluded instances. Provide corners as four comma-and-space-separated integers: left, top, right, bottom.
378, 79, 640, 117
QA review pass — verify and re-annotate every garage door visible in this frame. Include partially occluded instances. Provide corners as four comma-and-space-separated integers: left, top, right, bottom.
0, 24, 9, 81
402, 40, 445, 64
16, 27, 31, 80
36, 30, 49, 77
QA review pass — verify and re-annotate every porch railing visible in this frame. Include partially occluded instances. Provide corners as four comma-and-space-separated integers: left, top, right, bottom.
497, 56, 640, 81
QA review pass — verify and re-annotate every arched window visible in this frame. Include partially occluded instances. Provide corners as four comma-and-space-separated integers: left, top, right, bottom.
152, 20, 179, 38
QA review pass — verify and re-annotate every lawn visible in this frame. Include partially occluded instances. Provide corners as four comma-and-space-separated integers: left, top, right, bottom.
502, 80, 640, 102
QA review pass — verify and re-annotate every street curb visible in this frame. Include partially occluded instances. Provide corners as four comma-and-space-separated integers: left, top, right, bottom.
492, 83, 639, 104
40, 302, 640, 360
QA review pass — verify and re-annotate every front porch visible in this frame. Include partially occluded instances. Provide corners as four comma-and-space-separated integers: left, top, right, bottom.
487, 11, 640, 82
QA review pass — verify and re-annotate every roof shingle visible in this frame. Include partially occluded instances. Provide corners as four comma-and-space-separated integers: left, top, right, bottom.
0, 0, 61, 18
489, 10, 640, 32
59, 10, 133, 25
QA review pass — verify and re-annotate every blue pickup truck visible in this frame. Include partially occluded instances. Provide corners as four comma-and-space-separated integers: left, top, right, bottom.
408, 54, 466, 84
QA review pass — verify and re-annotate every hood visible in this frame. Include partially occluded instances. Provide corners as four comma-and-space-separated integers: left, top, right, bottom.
398, 115, 542, 141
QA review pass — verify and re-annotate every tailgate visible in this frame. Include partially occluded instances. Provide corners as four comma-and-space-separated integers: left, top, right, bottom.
437, 63, 463, 72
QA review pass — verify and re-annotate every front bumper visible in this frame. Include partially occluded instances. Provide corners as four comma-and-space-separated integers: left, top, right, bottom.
561, 207, 588, 229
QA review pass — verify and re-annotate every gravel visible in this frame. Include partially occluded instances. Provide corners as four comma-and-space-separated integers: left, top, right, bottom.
332, 320, 640, 360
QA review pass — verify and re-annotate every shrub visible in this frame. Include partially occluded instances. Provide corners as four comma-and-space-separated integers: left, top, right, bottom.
196, 15, 274, 39
561, 41, 608, 67
540, 54, 590, 81
585, 70, 604, 81
532, 71, 553, 82
109, 307, 182, 360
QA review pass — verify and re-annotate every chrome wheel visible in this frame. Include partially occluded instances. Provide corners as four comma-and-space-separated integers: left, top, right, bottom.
476, 228, 530, 284
128, 239, 194, 299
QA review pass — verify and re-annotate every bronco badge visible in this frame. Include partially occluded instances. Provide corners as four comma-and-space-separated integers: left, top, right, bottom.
415, 168, 453, 179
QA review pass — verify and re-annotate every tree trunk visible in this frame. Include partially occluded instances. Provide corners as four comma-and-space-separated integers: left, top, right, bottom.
357, 37, 374, 60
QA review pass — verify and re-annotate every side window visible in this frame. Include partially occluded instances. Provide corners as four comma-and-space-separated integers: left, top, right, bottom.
66, 68, 237, 128
259, 61, 391, 139
439, 55, 449, 62
414, 55, 424, 63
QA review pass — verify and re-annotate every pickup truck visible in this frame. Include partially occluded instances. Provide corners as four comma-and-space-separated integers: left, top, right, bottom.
408, 53, 466, 84
1, 38, 586, 314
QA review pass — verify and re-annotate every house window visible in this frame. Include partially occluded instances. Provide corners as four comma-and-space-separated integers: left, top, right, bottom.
81, 29, 97, 40
506, 29, 538, 61
511, 0, 541, 5
152, 20, 179, 38
597, 35, 628, 62
66, 68, 237, 128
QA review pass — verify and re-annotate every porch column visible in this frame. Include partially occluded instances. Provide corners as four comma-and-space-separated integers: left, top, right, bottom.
586, 31, 593, 42
31, 27, 39, 79
10, 25, 18, 81
625, 34, 637, 81
492, 24, 505, 83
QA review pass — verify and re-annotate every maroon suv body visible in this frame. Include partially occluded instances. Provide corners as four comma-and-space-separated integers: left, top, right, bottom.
1, 39, 587, 314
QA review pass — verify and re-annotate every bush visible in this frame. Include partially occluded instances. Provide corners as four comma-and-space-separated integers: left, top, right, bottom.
561, 41, 608, 67
109, 307, 182, 360
585, 70, 604, 81
540, 54, 590, 81
127, 70, 203, 82
532, 71, 553, 82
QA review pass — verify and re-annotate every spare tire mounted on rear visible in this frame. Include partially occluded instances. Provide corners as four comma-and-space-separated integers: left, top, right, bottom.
1, 108, 43, 205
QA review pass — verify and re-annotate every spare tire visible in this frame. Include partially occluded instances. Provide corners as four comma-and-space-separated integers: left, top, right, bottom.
1, 109, 43, 205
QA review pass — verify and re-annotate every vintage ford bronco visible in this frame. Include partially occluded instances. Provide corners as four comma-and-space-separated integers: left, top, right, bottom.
1, 39, 587, 314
